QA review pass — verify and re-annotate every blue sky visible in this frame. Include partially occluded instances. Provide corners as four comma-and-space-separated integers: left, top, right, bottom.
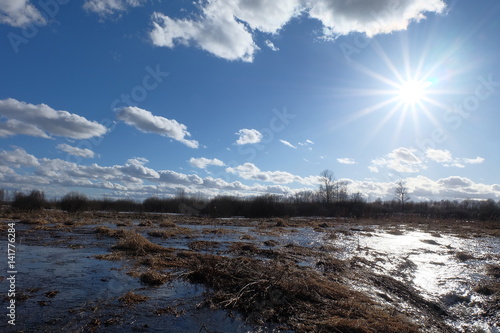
1, 0, 499, 201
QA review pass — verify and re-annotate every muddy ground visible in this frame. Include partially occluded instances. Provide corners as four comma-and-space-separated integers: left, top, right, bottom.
1, 211, 499, 332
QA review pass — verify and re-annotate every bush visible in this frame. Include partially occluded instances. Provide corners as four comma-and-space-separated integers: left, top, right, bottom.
12, 190, 46, 211
59, 192, 88, 213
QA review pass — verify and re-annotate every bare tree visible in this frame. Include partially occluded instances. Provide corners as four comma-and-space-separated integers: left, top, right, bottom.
319, 169, 335, 204
394, 180, 411, 212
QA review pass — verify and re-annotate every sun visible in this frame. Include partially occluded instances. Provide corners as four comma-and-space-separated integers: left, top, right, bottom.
397, 79, 431, 106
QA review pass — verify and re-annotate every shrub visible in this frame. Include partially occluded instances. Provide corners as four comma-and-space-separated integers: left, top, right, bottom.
12, 190, 46, 211
59, 192, 88, 213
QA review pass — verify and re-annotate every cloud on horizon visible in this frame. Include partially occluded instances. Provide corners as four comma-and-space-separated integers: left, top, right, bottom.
0, 147, 497, 201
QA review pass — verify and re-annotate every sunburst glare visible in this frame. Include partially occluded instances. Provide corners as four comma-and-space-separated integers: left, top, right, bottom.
334, 36, 464, 146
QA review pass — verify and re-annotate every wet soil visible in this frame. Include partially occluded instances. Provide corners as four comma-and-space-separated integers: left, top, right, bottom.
1, 212, 499, 332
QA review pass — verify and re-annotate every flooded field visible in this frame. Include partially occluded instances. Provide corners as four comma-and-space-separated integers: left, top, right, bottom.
1, 212, 499, 332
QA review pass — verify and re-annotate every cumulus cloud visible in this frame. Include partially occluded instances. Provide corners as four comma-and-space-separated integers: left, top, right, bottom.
0, 98, 108, 139
189, 157, 225, 169
0, 147, 39, 167
226, 162, 320, 185
235, 129, 262, 145
337, 157, 357, 165
370, 147, 423, 173
149, 0, 445, 61
425, 148, 452, 163
308, 0, 446, 38
83, 0, 145, 16
425, 148, 485, 168
115, 106, 199, 148
265, 40, 279, 51
0, 0, 46, 27
279, 139, 296, 149
0, 145, 497, 201
56, 144, 95, 159
150, 0, 304, 62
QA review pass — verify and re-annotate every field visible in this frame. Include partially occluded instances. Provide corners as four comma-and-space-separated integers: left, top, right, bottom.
1, 211, 499, 333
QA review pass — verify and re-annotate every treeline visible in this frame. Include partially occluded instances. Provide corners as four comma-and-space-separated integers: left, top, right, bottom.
5, 189, 500, 221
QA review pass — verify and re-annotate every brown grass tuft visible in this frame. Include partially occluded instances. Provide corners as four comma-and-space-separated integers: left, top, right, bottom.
186, 255, 419, 332
112, 230, 169, 255
140, 271, 170, 286
159, 219, 177, 228
119, 291, 149, 305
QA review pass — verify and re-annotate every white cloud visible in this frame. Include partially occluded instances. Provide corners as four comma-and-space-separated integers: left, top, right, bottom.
0, 98, 108, 139
426, 148, 452, 163
463, 156, 485, 165
189, 157, 225, 169
298, 139, 314, 146
0, 145, 498, 201
0, 0, 46, 27
149, 0, 445, 62
337, 157, 357, 165
425, 148, 485, 168
0, 147, 39, 167
150, 0, 304, 62
56, 144, 95, 159
265, 40, 279, 51
279, 139, 296, 149
83, 0, 145, 16
115, 106, 199, 148
235, 129, 262, 145
120, 158, 160, 180
226, 162, 320, 185
308, 0, 446, 38
150, 7, 258, 62
370, 147, 423, 173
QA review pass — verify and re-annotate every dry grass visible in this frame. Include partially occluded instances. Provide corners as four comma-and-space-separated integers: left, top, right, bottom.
158, 219, 177, 228
94, 252, 125, 261
119, 291, 149, 305
94, 226, 126, 238
140, 271, 170, 286
148, 227, 194, 238
112, 230, 170, 255
274, 217, 289, 227
185, 255, 420, 333
188, 240, 221, 251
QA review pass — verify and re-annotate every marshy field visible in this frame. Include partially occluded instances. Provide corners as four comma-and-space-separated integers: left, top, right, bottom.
1, 211, 499, 333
